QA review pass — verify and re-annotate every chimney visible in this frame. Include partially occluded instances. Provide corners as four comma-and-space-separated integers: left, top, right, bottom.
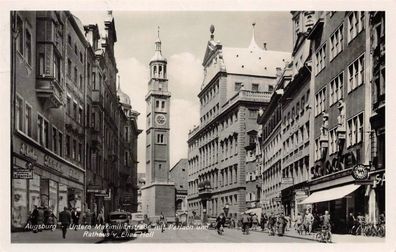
263, 43, 267, 50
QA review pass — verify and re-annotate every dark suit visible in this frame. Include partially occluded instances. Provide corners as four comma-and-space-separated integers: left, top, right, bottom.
59, 210, 71, 239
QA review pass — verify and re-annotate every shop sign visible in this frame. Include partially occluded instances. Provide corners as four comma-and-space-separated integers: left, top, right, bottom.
94, 190, 107, 196
20, 143, 38, 161
44, 155, 63, 173
13, 165, 33, 179
373, 173, 385, 188
352, 164, 370, 180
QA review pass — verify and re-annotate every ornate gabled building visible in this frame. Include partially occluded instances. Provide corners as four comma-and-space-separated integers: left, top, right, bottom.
187, 24, 291, 221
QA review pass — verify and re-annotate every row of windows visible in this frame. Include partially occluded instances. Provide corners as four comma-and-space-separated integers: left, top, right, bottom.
200, 81, 219, 105
200, 103, 219, 125
314, 54, 365, 117
67, 58, 83, 89
283, 89, 310, 130
66, 95, 84, 125
234, 82, 273, 92
314, 12, 365, 76
67, 34, 84, 64
15, 94, 83, 163
283, 122, 310, 157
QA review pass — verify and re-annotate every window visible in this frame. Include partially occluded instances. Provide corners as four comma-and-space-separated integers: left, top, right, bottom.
44, 120, 49, 148
268, 85, 274, 92
92, 72, 96, 90
347, 54, 365, 93
347, 113, 364, 147
38, 53, 45, 76
52, 127, 57, 153
156, 133, 165, 144
74, 67, 78, 83
25, 29, 32, 65
68, 34, 71, 46
16, 15, 23, 54
79, 74, 83, 89
66, 135, 70, 156
78, 143, 82, 162
252, 83, 259, 92
329, 128, 339, 155
348, 12, 365, 43
37, 115, 43, 144
330, 25, 343, 60
67, 59, 72, 77
124, 126, 129, 140
66, 96, 71, 115
58, 132, 63, 156
16, 95, 23, 132
315, 87, 326, 116
235, 82, 242, 92
25, 103, 32, 137
161, 101, 165, 109
73, 102, 77, 120
80, 52, 83, 63
54, 53, 60, 82
74, 45, 78, 55
314, 43, 326, 75
78, 107, 83, 124
155, 100, 160, 108
125, 151, 129, 166
72, 139, 76, 159
329, 72, 344, 105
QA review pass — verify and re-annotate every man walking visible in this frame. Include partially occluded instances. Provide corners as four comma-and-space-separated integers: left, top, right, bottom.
304, 209, 314, 235
59, 207, 72, 239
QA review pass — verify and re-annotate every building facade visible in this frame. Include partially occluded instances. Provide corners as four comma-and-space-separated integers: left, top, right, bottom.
11, 11, 140, 230
299, 11, 373, 234
187, 25, 291, 221
141, 30, 175, 218
169, 159, 188, 216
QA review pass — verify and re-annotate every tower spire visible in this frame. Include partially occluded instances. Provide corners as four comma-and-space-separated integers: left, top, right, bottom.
248, 22, 259, 50
155, 25, 162, 52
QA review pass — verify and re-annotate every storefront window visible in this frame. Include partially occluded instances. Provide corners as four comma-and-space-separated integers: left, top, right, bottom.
29, 173, 40, 211
49, 180, 58, 216
58, 184, 68, 213
12, 179, 28, 228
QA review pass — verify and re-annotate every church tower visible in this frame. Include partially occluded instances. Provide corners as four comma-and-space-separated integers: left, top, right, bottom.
141, 27, 175, 218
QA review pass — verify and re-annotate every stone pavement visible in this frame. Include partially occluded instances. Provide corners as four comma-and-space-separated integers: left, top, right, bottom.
249, 227, 385, 243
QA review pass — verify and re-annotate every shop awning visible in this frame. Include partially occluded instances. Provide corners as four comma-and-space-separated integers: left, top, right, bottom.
299, 184, 360, 205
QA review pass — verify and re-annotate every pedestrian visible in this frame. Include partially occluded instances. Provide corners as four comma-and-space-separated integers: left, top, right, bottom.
71, 208, 79, 230
216, 212, 226, 235
240, 212, 251, 235
284, 215, 291, 231
347, 212, 356, 234
175, 214, 180, 228
59, 207, 72, 239
97, 209, 104, 225
30, 205, 39, 233
322, 210, 331, 232
47, 208, 57, 231
296, 212, 303, 235
37, 206, 45, 232
84, 208, 92, 227
260, 212, 267, 231
252, 213, 258, 231
304, 209, 314, 235
159, 212, 166, 232
268, 212, 275, 235
277, 213, 287, 236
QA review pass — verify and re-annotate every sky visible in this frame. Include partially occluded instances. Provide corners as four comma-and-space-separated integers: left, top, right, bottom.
73, 11, 293, 173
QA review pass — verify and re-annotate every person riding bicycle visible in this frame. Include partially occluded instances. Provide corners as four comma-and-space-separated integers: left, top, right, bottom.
216, 213, 226, 234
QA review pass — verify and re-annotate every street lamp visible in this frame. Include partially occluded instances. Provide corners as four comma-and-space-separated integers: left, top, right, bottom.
223, 204, 229, 218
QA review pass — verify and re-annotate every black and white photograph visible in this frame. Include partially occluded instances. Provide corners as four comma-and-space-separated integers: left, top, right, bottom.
2, 1, 394, 250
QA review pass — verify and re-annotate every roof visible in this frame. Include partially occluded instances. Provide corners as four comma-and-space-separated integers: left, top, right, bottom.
221, 46, 291, 77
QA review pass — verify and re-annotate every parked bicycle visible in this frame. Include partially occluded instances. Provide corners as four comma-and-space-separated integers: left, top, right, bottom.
315, 225, 332, 243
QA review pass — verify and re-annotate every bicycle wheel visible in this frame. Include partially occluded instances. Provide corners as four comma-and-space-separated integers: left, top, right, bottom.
356, 226, 362, 236
326, 232, 332, 243
315, 233, 323, 242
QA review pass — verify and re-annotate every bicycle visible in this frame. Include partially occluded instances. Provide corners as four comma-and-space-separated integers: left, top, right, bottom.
315, 225, 332, 243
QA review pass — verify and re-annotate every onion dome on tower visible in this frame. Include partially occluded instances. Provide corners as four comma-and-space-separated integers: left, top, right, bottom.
150, 26, 167, 80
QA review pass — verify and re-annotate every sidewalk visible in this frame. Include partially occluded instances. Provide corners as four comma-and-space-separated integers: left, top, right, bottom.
11, 228, 105, 243
250, 228, 385, 243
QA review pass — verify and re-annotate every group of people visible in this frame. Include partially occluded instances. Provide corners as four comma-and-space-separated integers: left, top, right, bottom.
28, 205, 58, 232
294, 209, 331, 235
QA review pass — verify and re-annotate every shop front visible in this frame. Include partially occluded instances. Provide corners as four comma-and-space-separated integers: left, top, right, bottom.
11, 140, 85, 231
299, 181, 366, 234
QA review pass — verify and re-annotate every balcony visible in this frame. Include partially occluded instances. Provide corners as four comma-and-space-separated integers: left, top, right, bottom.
198, 181, 213, 199
36, 78, 63, 108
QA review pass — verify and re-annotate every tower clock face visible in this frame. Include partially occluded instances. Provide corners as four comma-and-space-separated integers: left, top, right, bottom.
155, 114, 166, 126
